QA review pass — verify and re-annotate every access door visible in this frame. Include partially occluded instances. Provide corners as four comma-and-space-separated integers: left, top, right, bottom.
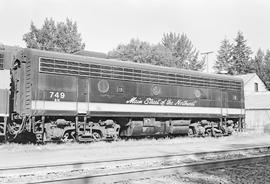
221, 91, 228, 116
77, 77, 89, 114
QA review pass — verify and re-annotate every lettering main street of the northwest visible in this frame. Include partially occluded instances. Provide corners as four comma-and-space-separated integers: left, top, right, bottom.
126, 97, 197, 107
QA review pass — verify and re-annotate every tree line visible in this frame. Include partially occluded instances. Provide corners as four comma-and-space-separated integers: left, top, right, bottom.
108, 33, 204, 71
23, 18, 270, 89
214, 31, 270, 89
23, 18, 85, 53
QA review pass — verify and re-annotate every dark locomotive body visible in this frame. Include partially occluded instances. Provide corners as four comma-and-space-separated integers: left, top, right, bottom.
1, 48, 245, 143
0, 45, 18, 141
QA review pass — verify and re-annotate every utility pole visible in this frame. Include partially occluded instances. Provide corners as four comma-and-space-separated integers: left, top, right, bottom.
201, 51, 214, 73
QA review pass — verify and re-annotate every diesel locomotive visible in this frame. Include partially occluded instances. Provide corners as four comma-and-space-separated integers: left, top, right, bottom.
0, 46, 245, 143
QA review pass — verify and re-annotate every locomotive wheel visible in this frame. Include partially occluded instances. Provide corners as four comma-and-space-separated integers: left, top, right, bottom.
92, 131, 102, 141
62, 131, 76, 142
0, 124, 4, 134
188, 128, 194, 136
205, 128, 212, 137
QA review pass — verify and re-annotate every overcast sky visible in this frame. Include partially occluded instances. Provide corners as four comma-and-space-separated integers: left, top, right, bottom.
1, 0, 270, 67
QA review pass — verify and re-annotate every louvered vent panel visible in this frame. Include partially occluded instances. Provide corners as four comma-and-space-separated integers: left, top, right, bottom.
39, 57, 242, 91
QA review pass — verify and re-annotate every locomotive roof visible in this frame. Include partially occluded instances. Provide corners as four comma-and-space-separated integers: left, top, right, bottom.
23, 48, 243, 82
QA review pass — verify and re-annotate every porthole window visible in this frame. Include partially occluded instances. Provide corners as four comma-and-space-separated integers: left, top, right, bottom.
152, 85, 161, 96
98, 79, 109, 93
194, 89, 201, 98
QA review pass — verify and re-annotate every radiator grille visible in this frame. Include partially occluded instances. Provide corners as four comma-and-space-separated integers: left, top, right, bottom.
39, 57, 242, 90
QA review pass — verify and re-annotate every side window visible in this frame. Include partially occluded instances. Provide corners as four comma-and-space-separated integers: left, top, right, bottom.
0, 53, 4, 69
254, 83, 258, 92
117, 86, 124, 93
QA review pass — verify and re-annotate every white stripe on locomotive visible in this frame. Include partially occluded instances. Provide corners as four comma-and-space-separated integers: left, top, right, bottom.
31, 100, 244, 115
0, 113, 9, 117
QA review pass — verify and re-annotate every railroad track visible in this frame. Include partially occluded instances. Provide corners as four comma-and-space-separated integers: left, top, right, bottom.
34, 153, 270, 184
1, 145, 270, 184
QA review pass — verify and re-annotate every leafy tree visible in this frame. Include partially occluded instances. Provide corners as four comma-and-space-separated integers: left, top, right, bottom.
149, 44, 175, 67
175, 34, 197, 64
108, 39, 152, 64
230, 31, 253, 74
161, 32, 180, 53
161, 33, 203, 70
108, 39, 175, 67
188, 52, 205, 71
262, 50, 270, 89
252, 49, 264, 77
214, 39, 234, 73
245, 49, 270, 89
23, 18, 85, 53
108, 35, 204, 71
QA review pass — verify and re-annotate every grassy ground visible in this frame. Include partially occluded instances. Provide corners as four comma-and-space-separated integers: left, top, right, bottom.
0, 131, 266, 153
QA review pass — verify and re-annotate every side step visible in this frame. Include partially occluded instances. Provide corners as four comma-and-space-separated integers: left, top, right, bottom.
0, 117, 7, 142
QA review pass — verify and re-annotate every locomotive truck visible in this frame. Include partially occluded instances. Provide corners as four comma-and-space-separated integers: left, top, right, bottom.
0, 46, 245, 143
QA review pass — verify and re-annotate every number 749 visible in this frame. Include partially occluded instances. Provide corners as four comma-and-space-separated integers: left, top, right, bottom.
49, 91, 65, 99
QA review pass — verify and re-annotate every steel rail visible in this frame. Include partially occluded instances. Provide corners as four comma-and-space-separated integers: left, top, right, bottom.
1, 145, 270, 180
32, 153, 270, 184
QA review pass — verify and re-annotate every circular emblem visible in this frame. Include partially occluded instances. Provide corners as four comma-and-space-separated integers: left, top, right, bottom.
98, 79, 109, 93
152, 85, 161, 96
194, 89, 201, 98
